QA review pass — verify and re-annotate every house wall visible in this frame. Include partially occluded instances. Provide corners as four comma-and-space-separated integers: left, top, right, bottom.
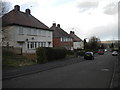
53, 37, 73, 50
3, 25, 53, 53
73, 42, 84, 49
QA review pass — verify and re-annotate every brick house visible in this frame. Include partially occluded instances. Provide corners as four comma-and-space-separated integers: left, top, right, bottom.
2, 5, 53, 54
69, 31, 84, 50
50, 23, 73, 50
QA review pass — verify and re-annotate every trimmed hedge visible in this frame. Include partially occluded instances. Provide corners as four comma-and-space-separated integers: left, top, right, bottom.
66, 50, 74, 55
36, 47, 67, 63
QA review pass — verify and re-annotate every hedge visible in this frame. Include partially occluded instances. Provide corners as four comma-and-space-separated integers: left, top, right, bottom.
36, 47, 67, 63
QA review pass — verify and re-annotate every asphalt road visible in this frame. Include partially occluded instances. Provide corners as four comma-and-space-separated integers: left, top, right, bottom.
3, 52, 118, 88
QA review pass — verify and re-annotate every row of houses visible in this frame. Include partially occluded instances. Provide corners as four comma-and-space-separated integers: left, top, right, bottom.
2, 5, 84, 54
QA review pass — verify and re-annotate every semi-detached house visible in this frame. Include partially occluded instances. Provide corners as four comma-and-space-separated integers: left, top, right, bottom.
69, 31, 84, 50
2, 5, 53, 54
50, 23, 73, 50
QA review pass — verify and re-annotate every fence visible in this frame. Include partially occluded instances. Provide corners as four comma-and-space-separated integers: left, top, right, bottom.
2, 46, 22, 55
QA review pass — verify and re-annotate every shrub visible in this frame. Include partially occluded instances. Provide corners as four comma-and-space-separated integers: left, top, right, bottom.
78, 51, 85, 56
36, 48, 47, 63
36, 47, 67, 63
66, 50, 74, 55
53, 47, 66, 60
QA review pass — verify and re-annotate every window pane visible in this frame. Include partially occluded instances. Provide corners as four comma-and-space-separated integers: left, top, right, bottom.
28, 28, 31, 35
27, 42, 30, 49
31, 42, 34, 48
19, 27, 23, 34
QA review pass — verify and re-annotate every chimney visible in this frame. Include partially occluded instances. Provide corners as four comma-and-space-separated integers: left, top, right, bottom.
53, 23, 56, 27
57, 24, 60, 27
70, 31, 73, 34
25, 9, 31, 15
73, 31, 75, 34
14, 5, 20, 11
70, 31, 75, 34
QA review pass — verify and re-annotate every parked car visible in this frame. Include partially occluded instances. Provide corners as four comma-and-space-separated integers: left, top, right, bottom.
84, 52, 94, 60
98, 49, 104, 55
112, 51, 118, 56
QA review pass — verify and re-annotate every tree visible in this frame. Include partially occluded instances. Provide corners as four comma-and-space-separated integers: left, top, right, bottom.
88, 36, 101, 51
0, 1, 11, 46
0, 1, 11, 17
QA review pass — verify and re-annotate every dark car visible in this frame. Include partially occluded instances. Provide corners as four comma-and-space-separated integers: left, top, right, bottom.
84, 52, 94, 60
98, 49, 104, 55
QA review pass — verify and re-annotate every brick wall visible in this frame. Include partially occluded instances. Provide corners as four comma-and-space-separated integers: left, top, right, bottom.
53, 37, 73, 50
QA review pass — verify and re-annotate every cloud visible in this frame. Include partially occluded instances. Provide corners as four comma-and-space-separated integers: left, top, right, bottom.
103, 3, 118, 15
89, 23, 118, 40
76, 0, 99, 12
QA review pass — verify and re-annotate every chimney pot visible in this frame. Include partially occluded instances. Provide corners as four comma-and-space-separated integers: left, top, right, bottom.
57, 24, 60, 27
14, 5, 20, 11
53, 23, 56, 27
73, 31, 75, 34
26, 9, 31, 15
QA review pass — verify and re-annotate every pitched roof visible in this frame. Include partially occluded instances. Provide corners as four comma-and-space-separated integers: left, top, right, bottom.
50, 23, 72, 38
2, 5, 51, 31
69, 31, 83, 42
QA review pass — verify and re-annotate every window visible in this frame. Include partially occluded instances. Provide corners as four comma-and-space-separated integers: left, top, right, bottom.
27, 42, 30, 49
33, 29, 37, 35
48, 42, 51, 47
41, 42, 44, 47
38, 42, 41, 47
27, 28, 31, 35
27, 42, 47, 49
34, 42, 37, 48
47, 31, 51, 37
18, 27, 23, 34
41, 31, 46, 37
38, 30, 41, 35
43, 42, 46, 47
30, 42, 34, 49
61, 37, 63, 42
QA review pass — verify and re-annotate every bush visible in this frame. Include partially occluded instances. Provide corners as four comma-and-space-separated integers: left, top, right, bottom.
66, 50, 74, 55
53, 47, 66, 60
36, 47, 67, 63
78, 51, 85, 56
36, 48, 47, 63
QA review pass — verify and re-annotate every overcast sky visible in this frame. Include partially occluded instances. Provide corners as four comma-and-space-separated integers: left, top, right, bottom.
5, 0, 119, 41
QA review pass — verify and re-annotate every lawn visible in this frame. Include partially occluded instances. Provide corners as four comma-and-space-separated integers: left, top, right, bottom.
2, 52, 37, 67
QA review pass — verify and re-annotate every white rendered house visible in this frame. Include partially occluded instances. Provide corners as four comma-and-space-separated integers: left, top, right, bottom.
69, 31, 84, 50
2, 5, 53, 53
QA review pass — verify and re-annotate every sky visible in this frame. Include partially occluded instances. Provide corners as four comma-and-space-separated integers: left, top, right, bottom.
3, 0, 120, 41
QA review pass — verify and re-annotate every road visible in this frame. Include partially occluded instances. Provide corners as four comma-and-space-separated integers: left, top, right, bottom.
3, 52, 118, 88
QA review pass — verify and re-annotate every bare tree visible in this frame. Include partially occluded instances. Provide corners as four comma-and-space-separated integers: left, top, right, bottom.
0, 1, 11, 46
0, 1, 11, 17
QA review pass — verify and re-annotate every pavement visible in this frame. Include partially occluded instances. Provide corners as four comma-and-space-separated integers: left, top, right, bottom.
2, 53, 119, 89
3, 56, 84, 80
109, 52, 119, 89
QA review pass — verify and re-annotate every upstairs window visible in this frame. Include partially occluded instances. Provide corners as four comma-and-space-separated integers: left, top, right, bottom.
27, 28, 31, 35
18, 26, 23, 35
38, 30, 41, 35
47, 31, 51, 37
33, 29, 37, 35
